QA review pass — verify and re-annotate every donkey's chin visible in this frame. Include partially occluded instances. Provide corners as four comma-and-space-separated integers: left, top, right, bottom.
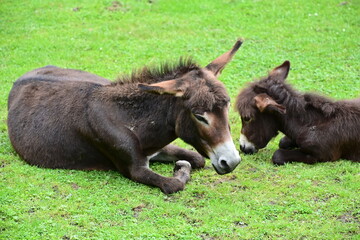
240, 145, 258, 155
212, 163, 230, 175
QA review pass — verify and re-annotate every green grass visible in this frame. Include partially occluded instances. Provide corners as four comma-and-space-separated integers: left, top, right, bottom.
1, 0, 359, 239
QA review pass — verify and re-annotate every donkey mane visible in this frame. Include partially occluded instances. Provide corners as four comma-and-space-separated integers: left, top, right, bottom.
261, 79, 360, 118
114, 57, 200, 85
113, 57, 229, 111
237, 75, 360, 124
236, 77, 306, 118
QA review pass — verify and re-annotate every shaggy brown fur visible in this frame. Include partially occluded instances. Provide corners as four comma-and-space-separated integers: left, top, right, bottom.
115, 57, 199, 84
236, 61, 360, 164
8, 40, 242, 194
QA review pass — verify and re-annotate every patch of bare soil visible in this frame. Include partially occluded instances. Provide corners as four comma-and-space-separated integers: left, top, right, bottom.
337, 211, 359, 224
106, 1, 129, 12
132, 203, 148, 218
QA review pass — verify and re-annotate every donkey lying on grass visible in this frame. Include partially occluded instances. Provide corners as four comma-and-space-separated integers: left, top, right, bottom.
236, 61, 360, 164
8, 40, 242, 194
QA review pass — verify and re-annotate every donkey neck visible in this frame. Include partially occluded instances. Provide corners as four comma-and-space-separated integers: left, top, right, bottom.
267, 83, 341, 141
99, 83, 181, 154
265, 82, 308, 138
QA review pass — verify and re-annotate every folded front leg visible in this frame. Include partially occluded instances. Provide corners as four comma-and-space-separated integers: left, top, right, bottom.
88, 108, 192, 194
149, 144, 205, 169
272, 149, 318, 165
130, 161, 192, 194
278, 136, 298, 149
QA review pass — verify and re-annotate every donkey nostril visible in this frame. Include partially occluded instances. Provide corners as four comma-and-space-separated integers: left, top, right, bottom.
240, 145, 245, 152
220, 159, 229, 169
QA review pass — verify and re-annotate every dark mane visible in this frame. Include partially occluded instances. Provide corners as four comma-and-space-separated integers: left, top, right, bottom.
114, 57, 200, 85
260, 78, 306, 116
236, 77, 306, 118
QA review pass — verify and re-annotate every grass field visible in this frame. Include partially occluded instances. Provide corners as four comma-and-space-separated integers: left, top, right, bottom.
1, 0, 359, 239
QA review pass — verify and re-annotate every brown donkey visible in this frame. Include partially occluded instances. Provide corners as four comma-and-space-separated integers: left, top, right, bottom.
236, 61, 360, 164
8, 40, 242, 194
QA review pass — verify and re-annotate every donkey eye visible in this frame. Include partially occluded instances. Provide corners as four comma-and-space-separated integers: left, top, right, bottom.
194, 114, 209, 125
242, 116, 252, 123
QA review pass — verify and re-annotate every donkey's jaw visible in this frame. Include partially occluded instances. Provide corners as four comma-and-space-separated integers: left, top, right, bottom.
239, 134, 258, 154
209, 139, 241, 175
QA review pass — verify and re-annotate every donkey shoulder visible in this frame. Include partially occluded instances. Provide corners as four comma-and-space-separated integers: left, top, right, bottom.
304, 93, 340, 117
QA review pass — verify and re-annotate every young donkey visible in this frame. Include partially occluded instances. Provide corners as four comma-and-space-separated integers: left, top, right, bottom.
236, 61, 360, 164
8, 40, 242, 194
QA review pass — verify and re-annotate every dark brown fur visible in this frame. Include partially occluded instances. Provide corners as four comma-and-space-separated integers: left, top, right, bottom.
236, 61, 360, 164
8, 41, 242, 193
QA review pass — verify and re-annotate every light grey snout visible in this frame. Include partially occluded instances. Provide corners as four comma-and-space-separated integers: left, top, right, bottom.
210, 140, 241, 175
239, 134, 258, 154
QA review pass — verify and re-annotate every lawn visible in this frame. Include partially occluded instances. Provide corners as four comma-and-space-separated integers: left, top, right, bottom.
0, 0, 359, 239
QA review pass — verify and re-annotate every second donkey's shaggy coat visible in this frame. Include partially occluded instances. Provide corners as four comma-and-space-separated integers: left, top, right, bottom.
236, 61, 360, 164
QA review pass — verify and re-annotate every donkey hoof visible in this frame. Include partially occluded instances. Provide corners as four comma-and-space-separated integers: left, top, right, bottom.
272, 151, 286, 165
174, 160, 191, 172
161, 179, 185, 194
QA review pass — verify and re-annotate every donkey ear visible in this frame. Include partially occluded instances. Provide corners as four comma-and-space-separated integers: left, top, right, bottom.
254, 93, 286, 114
138, 79, 187, 97
205, 39, 243, 77
269, 60, 290, 82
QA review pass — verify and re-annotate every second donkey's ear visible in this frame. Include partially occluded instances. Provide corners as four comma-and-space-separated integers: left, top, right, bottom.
269, 60, 290, 82
254, 93, 286, 114
138, 79, 188, 97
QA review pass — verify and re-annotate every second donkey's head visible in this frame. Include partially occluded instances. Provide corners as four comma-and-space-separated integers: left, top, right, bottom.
235, 61, 290, 154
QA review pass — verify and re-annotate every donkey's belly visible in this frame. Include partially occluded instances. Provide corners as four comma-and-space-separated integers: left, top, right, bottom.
8, 105, 116, 170
9, 128, 116, 170
341, 147, 360, 162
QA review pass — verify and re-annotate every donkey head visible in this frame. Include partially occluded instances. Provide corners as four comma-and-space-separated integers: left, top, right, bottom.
139, 40, 242, 174
236, 61, 289, 154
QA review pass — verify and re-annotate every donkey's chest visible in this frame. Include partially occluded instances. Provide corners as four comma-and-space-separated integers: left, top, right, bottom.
125, 120, 175, 152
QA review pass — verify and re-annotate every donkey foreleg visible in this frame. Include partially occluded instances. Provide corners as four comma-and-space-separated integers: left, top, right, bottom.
272, 149, 318, 165
130, 163, 191, 194
149, 144, 205, 169
88, 107, 191, 194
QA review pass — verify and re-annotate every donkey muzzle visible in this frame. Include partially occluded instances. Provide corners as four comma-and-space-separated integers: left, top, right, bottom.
239, 134, 258, 154
210, 140, 241, 175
